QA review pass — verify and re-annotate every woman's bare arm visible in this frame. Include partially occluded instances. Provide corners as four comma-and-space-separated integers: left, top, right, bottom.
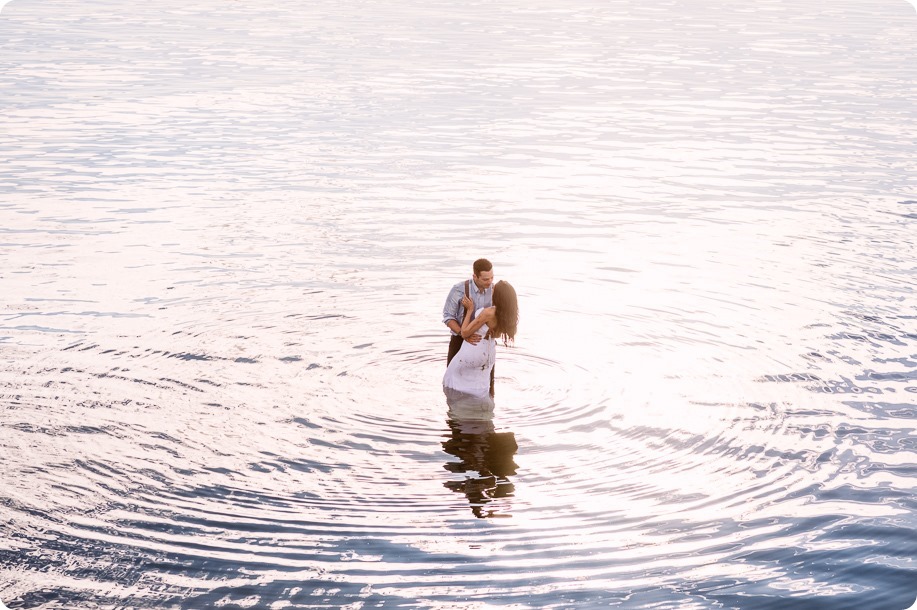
461, 307, 494, 339
457, 296, 483, 345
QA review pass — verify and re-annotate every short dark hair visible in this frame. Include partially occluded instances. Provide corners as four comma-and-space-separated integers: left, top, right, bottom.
473, 258, 492, 275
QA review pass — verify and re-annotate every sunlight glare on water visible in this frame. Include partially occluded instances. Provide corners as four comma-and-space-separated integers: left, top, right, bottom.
0, 0, 916, 608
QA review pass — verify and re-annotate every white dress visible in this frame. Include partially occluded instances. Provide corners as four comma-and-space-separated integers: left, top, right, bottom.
443, 308, 496, 398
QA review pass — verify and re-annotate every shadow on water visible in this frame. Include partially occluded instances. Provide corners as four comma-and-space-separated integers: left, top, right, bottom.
441, 388, 518, 519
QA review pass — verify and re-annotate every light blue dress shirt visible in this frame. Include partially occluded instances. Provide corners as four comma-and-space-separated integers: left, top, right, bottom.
442, 278, 493, 336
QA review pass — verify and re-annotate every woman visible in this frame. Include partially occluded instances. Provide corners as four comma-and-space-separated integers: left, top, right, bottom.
443, 280, 518, 398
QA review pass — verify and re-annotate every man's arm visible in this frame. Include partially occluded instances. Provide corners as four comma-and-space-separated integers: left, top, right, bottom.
443, 285, 481, 344
442, 283, 463, 328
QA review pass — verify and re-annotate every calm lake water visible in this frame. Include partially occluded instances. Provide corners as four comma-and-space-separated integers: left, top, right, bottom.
1, 0, 916, 608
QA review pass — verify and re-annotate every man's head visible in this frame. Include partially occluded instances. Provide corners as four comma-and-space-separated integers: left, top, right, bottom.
472, 258, 494, 291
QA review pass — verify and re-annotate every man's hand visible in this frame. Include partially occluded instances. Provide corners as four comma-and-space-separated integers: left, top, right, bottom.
465, 333, 482, 345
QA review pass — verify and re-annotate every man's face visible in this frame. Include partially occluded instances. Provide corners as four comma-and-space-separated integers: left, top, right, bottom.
473, 270, 494, 291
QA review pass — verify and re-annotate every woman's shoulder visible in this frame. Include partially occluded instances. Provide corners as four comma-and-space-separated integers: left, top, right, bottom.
479, 306, 496, 319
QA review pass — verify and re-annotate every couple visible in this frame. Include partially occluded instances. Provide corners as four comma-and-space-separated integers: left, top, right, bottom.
442, 258, 518, 401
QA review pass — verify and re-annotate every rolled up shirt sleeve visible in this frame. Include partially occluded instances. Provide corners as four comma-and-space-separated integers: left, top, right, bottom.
442, 283, 463, 327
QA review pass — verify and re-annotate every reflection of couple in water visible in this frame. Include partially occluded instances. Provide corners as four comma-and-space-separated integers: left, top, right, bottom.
441, 259, 519, 518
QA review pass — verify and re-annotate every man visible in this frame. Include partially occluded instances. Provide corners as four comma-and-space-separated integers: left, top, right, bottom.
443, 258, 495, 394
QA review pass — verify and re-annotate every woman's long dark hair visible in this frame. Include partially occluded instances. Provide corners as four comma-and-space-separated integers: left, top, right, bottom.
488, 280, 518, 345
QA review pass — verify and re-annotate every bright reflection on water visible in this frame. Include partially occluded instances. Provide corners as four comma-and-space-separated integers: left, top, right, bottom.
1, 0, 916, 607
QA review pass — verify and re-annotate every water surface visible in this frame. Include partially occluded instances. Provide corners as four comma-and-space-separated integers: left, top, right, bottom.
1, 0, 916, 608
